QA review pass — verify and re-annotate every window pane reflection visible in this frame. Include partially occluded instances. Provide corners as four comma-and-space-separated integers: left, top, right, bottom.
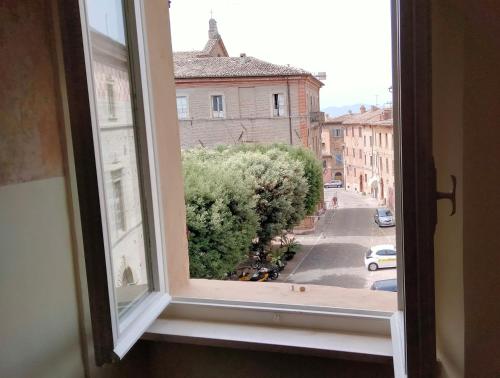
87, 0, 149, 318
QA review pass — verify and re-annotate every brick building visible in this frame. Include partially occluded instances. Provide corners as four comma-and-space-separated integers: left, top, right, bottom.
173, 19, 324, 159
321, 114, 350, 183
340, 105, 395, 209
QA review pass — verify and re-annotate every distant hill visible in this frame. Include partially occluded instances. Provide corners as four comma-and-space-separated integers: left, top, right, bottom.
321, 104, 370, 117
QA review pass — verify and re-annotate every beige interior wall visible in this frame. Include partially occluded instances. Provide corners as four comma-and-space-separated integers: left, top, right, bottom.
0, 1, 85, 377
432, 1, 465, 376
462, 0, 500, 376
433, 1, 500, 377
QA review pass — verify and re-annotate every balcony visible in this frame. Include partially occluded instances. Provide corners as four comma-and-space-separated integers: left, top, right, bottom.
310, 111, 325, 123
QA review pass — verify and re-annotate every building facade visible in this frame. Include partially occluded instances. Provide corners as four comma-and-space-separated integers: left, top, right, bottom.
173, 19, 324, 159
321, 114, 350, 183
341, 106, 395, 209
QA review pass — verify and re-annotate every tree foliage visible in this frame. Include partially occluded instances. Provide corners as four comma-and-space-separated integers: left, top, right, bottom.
183, 157, 258, 279
182, 144, 323, 278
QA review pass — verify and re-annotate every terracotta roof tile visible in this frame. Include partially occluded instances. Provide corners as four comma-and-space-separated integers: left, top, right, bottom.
173, 56, 311, 79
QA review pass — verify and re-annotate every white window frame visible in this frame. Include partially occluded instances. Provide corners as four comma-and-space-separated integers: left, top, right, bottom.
210, 94, 225, 118
176, 95, 189, 120
76, 0, 170, 363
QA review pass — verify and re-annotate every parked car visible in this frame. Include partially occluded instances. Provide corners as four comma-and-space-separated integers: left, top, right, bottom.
370, 278, 397, 292
364, 244, 397, 271
324, 179, 343, 188
374, 208, 395, 227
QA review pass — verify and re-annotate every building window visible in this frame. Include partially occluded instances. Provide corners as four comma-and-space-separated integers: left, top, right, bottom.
107, 81, 116, 119
332, 128, 342, 137
380, 157, 383, 170
111, 169, 126, 232
386, 158, 389, 172
370, 135, 373, 146
358, 127, 362, 137
322, 160, 327, 168
365, 174, 368, 182
345, 127, 349, 136
211, 95, 224, 118
359, 149, 362, 159
364, 135, 366, 146
352, 148, 355, 156
272, 93, 285, 117
385, 133, 389, 148
176, 96, 189, 119
370, 155, 373, 166
379, 133, 382, 146
364, 154, 367, 165
335, 154, 343, 164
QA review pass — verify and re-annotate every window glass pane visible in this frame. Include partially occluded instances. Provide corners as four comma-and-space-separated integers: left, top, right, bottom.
87, 0, 150, 318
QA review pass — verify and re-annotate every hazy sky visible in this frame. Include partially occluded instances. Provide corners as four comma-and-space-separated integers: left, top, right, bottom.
169, 0, 393, 109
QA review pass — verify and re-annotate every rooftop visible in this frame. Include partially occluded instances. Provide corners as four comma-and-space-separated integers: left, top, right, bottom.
173, 18, 319, 83
174, 56, 311, 79
327, 105, 393, 126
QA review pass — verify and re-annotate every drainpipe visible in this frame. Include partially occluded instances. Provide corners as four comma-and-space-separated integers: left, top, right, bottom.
287, 78, 293, 145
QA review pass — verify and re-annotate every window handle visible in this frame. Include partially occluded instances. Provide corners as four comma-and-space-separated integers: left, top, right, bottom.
436, 175, 457, 216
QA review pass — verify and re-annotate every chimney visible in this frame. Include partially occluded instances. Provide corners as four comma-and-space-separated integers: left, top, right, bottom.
382, 108, 393, 120
208, 18, 219, 39
240, 53, 246, 57
360, 105, 366, 113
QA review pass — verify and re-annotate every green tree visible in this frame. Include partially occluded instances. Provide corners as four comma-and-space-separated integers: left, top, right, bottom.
225, 149, 307, 250
183, 157, 258, 279
221, 144, 323, 215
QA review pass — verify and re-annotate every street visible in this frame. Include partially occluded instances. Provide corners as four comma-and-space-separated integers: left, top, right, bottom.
280, 189, 397, 289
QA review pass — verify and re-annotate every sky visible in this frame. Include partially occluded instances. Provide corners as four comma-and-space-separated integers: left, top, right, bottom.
169, 0, 393, 109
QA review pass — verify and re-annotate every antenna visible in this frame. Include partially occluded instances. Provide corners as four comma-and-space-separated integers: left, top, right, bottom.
210, 9, 213, 18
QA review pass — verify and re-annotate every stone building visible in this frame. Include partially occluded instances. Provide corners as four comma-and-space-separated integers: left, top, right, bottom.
341, 105, 395, 209
321, 114, 350, 184
173, 19, 324, 159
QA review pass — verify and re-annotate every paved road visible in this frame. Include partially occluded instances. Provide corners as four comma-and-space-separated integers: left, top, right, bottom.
281, 190, 397, 289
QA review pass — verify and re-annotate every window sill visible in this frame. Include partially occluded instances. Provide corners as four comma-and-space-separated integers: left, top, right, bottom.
172, 279, 397, 313
142, 285, 403, 373
144, 316, 393, 364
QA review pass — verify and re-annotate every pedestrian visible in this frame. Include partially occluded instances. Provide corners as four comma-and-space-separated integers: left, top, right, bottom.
332, 193, 338, 208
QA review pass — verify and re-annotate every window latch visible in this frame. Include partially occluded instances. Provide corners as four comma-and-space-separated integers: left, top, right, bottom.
436, 175, 457, 216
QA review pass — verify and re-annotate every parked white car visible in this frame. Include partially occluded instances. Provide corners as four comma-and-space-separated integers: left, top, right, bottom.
364, 244, 397, 271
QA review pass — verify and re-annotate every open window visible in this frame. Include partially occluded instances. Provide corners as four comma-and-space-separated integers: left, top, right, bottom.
59, 0, 170, 365
58, 0, 436, 375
